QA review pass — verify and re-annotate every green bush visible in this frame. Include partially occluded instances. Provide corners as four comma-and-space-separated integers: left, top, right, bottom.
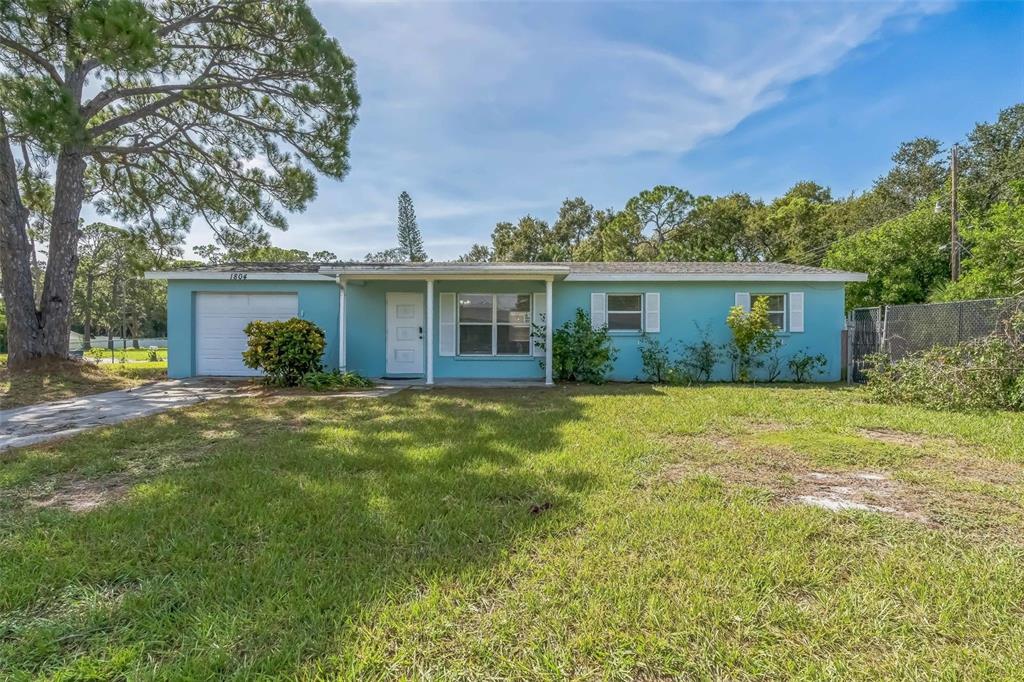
726, 297, 781, 381
638, 335, 677, 383
535, 308, 617, 384
679, 325, 719, 382
639, 334, 714, 385
788, 350, 827, 382
242, 318, 326, 386
865, 312, 1024, 411
298, 369, 375, 391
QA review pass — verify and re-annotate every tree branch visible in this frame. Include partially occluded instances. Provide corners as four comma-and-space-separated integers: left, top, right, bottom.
0, 35, 65, 86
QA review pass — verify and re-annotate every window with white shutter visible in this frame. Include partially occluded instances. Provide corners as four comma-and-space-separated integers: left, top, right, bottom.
439, 292, 456, 356
590, 292, 607, 329
735, 292, 751, 312
789, 291, 805, 332
532, 292, 547, 356
644, 292, 660, 333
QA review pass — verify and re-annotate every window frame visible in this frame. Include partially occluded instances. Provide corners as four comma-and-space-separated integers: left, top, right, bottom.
606, 292, 644, 333
753, 293, 787, 331
456, 293, 533, 357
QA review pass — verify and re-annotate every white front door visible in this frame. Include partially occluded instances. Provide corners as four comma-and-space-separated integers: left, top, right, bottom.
386, 292, 424, 375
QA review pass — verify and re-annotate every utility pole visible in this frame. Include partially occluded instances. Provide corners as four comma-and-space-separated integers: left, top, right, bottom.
950, 143, 960, 282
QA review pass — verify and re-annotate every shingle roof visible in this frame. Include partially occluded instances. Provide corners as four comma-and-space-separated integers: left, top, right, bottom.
169, 261, 323, 273
564, 262, 857, 276
153, 260, 867, 282
321, 261, 856, 274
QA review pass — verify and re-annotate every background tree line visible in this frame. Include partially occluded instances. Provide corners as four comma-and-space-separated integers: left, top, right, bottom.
459, 104, 1023, 309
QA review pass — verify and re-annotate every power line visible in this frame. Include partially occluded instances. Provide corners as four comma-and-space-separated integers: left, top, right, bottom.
782, 134, 973, 268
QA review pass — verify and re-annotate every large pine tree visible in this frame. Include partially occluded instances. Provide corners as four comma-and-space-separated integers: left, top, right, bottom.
0, 0, 359, 367
397, 191, 427, 262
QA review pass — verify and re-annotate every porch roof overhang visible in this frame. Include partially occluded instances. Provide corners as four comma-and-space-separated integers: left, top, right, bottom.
320, 263, 571, 280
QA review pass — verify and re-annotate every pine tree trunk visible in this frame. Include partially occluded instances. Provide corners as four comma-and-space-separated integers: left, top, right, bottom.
0, 144, 87, 367
82, 273, 94, 350
36, 149, 87, 358
0, 121, 40, 369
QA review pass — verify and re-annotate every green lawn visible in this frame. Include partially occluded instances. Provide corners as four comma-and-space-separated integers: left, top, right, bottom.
84, 347, 168, 362
0, 361, 167, 409
1, 385, 1022, 678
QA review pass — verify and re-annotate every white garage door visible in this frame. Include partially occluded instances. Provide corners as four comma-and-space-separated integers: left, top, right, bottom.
195, 293, 298, 376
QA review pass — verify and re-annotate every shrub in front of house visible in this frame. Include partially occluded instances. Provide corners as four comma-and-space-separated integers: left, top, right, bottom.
536, 308, 617, 384
298, 369, 375, 391
638, 335, 678, 383
788, 350, 828, 382
243, 318, 326, 386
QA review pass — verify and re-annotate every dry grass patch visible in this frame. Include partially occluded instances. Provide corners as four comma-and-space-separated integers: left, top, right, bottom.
660, 425, 1024, 540
856, 427, 936, 448
0, 359, 166, 409
27, 475, 133, 513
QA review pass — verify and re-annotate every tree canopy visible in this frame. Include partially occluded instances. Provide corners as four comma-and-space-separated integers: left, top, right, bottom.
0, 0, 359, 365
460, 103, 1023, 308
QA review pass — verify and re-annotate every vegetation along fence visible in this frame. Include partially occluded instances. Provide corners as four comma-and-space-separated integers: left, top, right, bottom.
847, 297, 1022, 383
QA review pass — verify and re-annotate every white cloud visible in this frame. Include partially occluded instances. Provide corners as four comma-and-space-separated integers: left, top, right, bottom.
188, 1, 954, 259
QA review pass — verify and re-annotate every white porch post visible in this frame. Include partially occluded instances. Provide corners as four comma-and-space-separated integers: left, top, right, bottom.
426, 278, 434, 385
338, 279, 346, 371
545, 277, 553, 386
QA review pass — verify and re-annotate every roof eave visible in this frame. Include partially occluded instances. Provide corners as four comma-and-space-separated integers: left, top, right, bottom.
321, 264, 573, 279
563, 272, 868, 283
144, 271, 333, 281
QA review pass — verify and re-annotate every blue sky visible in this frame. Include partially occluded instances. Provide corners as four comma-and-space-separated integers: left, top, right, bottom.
191, 1, 1024, 260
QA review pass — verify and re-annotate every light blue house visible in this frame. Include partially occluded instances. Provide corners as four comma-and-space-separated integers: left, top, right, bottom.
146, 261, 867, 383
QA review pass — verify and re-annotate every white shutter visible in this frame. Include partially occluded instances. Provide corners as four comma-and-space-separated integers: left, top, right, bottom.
644, 292, 660, 333
590, 292, 607, 329
789, 291, 804, 332
735, 292, 751, 312
532, 292, 547, 356
439, 292, 456, 356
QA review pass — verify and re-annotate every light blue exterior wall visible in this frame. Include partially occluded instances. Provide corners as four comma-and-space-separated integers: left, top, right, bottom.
166, 276, 847, 382
344, 280, 546, 380
554, 281, 847, 382
166, 279, 340, 379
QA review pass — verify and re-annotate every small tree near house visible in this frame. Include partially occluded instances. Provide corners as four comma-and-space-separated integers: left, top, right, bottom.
726, 297, 781, 382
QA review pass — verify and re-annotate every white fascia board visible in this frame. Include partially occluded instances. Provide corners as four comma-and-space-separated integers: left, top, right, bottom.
563, 272, 868, 283
144, 271, 334, 281
321, 265, 570, 279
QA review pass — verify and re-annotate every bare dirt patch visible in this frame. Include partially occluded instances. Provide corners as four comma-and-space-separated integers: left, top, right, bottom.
27, 476, 132, 513
793, 470, 930, 523
857, 427, 943, 449
660, 430, 1024, 541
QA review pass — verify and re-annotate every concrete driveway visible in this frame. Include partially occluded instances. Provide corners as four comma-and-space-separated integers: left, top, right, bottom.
0, 379, 255, 451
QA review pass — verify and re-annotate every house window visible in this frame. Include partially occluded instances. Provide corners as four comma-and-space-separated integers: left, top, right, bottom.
607, 293, 643, 332
458, 294, 532, 356
753, 294, 786, 330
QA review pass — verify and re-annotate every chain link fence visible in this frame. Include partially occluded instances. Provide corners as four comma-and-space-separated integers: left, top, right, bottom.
848, 307, 882, 383
847, 297, 1022, 383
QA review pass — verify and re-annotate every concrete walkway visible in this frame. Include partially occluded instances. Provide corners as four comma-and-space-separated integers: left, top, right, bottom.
0, 377, 545, 452
0, 379, 257, 452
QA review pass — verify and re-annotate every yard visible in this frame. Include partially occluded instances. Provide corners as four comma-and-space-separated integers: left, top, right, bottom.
0, 360, 167, 409
1, 384, 1022, 678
